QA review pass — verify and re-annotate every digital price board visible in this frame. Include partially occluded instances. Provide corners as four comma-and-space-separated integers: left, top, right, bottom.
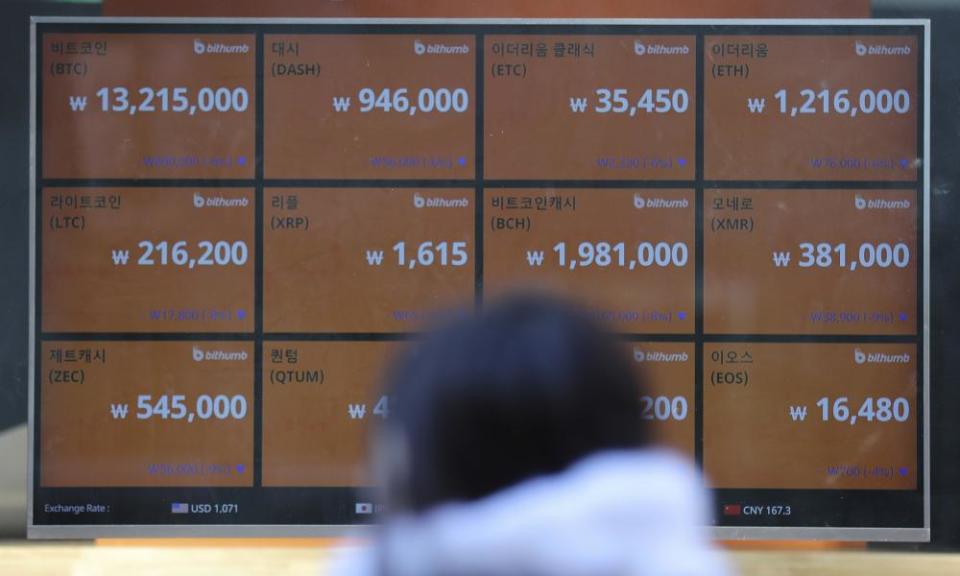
29, 18, 929, 541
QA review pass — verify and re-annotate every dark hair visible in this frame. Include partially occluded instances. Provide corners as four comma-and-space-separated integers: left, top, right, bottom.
378, 294, 650, 513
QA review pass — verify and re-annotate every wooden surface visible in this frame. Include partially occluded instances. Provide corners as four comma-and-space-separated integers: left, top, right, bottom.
2, 543, 960, 576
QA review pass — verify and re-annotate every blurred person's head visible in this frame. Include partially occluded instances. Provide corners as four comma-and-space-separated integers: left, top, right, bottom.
376, 293, 650, 513
332, 294, 728, 576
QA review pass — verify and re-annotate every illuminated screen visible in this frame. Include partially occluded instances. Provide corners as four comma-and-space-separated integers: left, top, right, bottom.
29, 19, 929, 540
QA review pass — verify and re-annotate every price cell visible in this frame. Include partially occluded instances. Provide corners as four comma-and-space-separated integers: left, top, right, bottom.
703, 342, 917, 490
262, 341, 399, 487
263, 188, 474, 333
484, 36, 696, 180
483, 189, 695, 333
41, 188, 255, 333
704, 35, 919, 180
628, 342, 695, 457
40, 341, 254, 487
264, 35, 475, 179
42, 34, 255, 179
703, 189, 917, 335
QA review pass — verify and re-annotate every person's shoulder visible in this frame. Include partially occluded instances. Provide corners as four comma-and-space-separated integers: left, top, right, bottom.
326, 541, 378, 576
330, 449, 733, 576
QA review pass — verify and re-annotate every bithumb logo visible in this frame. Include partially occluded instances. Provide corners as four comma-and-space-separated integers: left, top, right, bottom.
413, 193, 469, 209
854, 194, 911, 210
194, 38, 250, 55
414, 39, 470, 56
193, 192, 249, 208
634, 348, 689, 363
192, 346, 248, 362
635, 40, 689, 56
854, 348, 910, 365
634, 194, 689, 209
855, 41, 911, 57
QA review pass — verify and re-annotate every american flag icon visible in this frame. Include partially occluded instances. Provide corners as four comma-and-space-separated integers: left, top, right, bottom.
171, 503, 189, 514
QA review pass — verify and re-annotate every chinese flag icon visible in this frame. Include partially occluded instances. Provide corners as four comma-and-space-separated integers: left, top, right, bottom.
723, 504, 742, 516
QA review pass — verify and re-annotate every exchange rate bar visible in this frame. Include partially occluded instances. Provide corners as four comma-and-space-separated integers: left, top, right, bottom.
704, 36, 919, 181
483, 189, 695, 333
263, 35, 475, 179
484, 36, 696, 180
42, 34, 256, 179
40, 341, 254, 487
703, 342, 918, 490
41, 188, 255, 333
703, 189, 917, 335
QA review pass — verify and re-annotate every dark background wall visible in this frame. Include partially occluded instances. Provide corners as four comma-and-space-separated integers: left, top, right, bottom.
0, 1, 98, 432
0, 0, 957, 546
872, 0, 960, 552
0, 0, 98, 538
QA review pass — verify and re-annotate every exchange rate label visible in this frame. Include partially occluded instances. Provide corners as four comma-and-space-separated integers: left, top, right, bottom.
704, 189, 917, 335
628, 343, 695, 457
41, 188, 254, 333
703, 343, 917, 490
41, 341, 254, 487
704, 36, 919, 181
263, 188, 474, 333
262, 341, 397, 487
484, 189, 694, 333
264, 36, 475, 179
484, 36, 695, 180
42, 34, 255, 179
